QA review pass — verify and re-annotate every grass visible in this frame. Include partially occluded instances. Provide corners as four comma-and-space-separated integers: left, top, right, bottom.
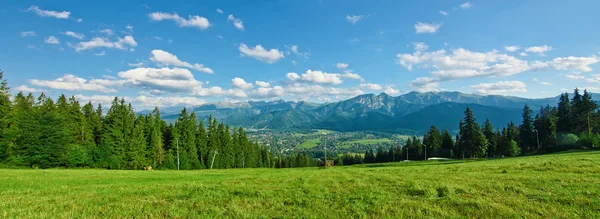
1, 150, 600, 218
339, 138, 393, 148
297, 138, 321, 148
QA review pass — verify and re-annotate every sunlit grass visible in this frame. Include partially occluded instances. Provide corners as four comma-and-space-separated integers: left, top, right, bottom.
1, 151, 599, 218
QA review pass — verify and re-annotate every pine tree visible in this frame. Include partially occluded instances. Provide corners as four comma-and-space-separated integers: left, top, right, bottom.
440, 128, 455, 158
457, 107, 487, 158
148, 108, 166, 167
519, 104, 536, 152
483, 119, 497, 157
423, 125, 442, 157
0, 71, 11, 161
127, 115, 148, 169
556, 93, 571, 133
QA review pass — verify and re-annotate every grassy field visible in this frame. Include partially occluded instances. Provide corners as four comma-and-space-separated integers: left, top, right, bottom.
339, 138, 393, 148
1, 151, 599, 218
297, 138, 321, 148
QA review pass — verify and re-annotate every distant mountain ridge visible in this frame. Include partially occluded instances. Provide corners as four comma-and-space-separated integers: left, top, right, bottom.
152, 91, 561, 133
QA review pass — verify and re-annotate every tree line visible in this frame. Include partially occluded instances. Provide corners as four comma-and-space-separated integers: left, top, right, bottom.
0, 71, 286, 169
339, 88, 599, 165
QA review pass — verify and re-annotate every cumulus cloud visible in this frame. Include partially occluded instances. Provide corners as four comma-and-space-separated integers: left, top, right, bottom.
118, 67, 203, 92
287, 45, 309, 58
395, 43, 592, 91
336, 63, 349, 69
525, 45, 553, 55
539, 81, 552, 85
340, 71, 363, 81
470, 81, 527, 95
15, 85, 44, 93
231, 77, 254, 90
74, 95, 122, 107
30, 74, 117, 92
191, 86, 247, 98
136, 95, 206, 107
27, 5, 70, 19
148, 12, 210, 29
227, 14, 244, 31
384, 85, 401, 95
74, 36, 137, 52
415, 22, 441, 34
566, 74, 585, 80
239, 43, 284, 64
520, 52, 528, 57
460, 2, 472, 9
21, 31, 36, 37
549, 56, 599, 72
249, 86, 285, 98
61, 31, 84, 39
439, 11, 448, 16
149, 50, 214, 74
44, 36, 60, 44
285, 83, 364, 99
255, 81, 271, 88
359, 83, 383, 90
287, 70, 342, 85
216, 8, 223, 14
346, 15, 364, 24
100, 29, 114, 36
94, 51, 106, 56
504, 45, 520, 52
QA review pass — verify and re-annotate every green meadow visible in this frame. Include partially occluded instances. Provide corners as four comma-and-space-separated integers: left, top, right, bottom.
1, 150, 599, 218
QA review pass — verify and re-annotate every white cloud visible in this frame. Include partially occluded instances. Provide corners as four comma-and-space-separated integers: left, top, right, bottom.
540, 81, 552, 85
346, 15, 364, 24
359, 83, 383, 90
504, 45, 520, 52
118, 67, 202, 92
77, 18, 83, 23
149, 49, 214, 74
216, 8, 223, 14
347, 37, 360, 43
520, 52, 528, 57
415, 22, 441, 34
439, 11, 448, 16
126, 25, 133, 30
470, 81, 527, 95
74, 36, 137, 52
44, 36, 60, 44
239, 43, 285, 64
249, 86, 285, 98
549, 56, 599, 72
285, 83, 364, 98
128, 61, 145, 67
532, 77, 539, 82
15, 85, 44, 93
94, 51, 106, 56
586, 74, 600, 84
291, 60, 297, 65
255, 81, 271, 87
336, 63, 349, 69
227, 14, 244, 31
384, 85, 401, 95
460, 2, 472, 9
148, 12, 210, 30
136, 95, 206, 107
191, 86, 247, 98
231, 78, 254, 90
525, 45, 553, 55
100, 29, 114, 36
287, 70, 343, 85
566, 74, 585, 80
410, 77, 440, 92
30, 74, 116, 93
74, 95, 121, 107
61, 31, 84, 39
21, 31, 36, 37
340, 71, 363, 81
27, 5, 70, 19
287, 45, 309, 58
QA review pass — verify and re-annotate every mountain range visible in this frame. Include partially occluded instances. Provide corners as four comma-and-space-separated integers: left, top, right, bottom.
150, 91, 560, 134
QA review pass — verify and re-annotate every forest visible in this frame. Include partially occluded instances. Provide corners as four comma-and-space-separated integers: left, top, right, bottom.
0, 71, 315, 169
339, 87, 600, 165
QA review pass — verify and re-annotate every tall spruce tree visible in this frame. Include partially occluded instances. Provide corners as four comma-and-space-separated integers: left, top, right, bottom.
519, 104, 536, 152
483, 119, 497, 157
556, 93, 572, 133
440, 128, 454, 158
423, 125, 442, 157
0, 71, 11, 161
457, 107, 487, 158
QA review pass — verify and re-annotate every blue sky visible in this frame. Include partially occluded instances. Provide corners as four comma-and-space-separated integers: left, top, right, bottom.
1, 0, 599, 109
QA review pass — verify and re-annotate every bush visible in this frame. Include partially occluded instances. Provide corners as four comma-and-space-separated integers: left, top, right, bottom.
576, 133, 600, 148
557, 134, 579, 149
507, 140, 521, 157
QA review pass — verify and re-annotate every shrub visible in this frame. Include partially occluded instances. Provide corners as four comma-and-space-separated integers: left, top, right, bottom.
507, 140, 521, 157
557, 134, 579, 149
